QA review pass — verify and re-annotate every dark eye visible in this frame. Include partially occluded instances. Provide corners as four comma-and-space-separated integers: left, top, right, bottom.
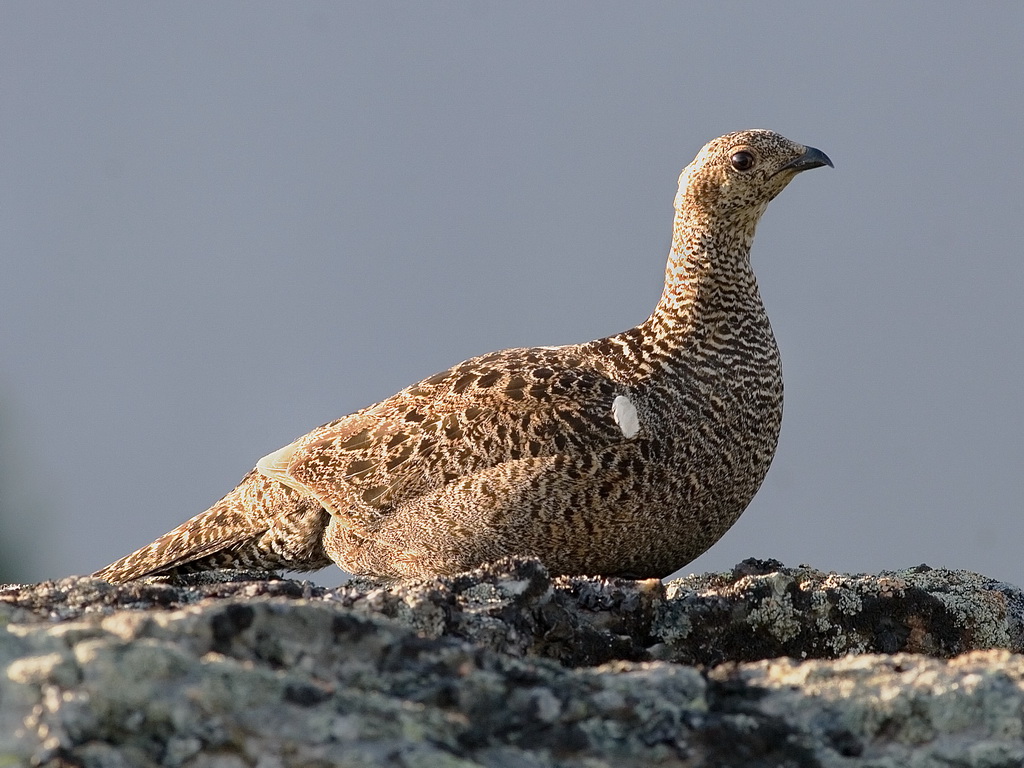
731, 151, 755, 171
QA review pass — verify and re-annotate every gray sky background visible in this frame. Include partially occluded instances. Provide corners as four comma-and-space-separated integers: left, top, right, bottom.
2, 3, 1022, 586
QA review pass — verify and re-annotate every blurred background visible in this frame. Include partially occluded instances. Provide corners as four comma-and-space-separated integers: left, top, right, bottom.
2, 3, 1022, 586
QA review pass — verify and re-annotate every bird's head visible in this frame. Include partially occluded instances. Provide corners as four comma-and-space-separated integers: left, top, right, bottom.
675, 130, 833, 225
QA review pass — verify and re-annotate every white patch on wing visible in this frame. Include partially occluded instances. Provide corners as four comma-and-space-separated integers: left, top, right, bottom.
256, 442, 297, 479
256, 440, 336, 512
611, 394, 640, 439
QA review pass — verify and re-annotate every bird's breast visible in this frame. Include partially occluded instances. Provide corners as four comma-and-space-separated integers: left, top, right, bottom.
633, 315, 783, 472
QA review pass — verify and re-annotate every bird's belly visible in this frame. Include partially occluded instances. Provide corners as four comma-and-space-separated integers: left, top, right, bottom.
608, 381, 783, 574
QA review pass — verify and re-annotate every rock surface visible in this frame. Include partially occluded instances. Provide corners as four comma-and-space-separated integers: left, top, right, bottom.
2, 558, 1023, 767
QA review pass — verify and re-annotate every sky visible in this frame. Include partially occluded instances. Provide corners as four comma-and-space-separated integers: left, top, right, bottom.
2, 3, 1022, 586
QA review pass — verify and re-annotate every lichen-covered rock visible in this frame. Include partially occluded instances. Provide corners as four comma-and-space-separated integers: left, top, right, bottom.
2, 559, 1023, 767
657, 559, 1024, 665
713, 650, 1024, 768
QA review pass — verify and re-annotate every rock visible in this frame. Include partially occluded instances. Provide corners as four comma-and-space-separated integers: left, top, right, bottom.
1, 558, 1023, 767
656, 559, 1024, 665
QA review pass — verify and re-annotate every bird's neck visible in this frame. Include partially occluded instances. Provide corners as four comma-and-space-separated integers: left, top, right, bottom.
645, 205, 763, 337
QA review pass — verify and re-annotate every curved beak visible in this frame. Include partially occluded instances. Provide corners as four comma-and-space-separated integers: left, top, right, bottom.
780, 145, 834, 173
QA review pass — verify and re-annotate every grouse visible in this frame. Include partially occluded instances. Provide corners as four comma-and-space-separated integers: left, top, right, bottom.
94, 130, 831, 583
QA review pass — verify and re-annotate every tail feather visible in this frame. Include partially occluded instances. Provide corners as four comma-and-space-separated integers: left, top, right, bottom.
93, 470, 331, 583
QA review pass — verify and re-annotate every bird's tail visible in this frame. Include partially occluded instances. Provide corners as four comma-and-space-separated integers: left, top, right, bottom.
92, 470, 331, 583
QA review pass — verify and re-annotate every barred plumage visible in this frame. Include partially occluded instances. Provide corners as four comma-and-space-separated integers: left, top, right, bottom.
94, 130, 831, 583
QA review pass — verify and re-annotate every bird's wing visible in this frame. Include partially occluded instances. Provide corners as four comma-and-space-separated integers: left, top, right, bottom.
255, 347, 638, 528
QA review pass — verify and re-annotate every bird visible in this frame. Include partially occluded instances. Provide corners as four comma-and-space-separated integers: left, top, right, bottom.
93, 130, 832, 584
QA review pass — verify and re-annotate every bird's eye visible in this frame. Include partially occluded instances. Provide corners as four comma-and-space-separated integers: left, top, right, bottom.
730, 151, 755, 171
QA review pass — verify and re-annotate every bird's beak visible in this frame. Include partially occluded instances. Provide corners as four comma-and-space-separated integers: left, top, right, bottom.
779, 145, 834, 174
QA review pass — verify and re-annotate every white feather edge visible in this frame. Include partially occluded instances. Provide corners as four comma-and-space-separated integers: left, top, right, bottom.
255, 441, 297, 478
256, 441, 340, 514
254, 440, 310, 490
